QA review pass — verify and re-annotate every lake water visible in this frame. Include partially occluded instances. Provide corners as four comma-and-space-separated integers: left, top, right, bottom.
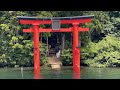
81, 66, 120, 79
1, 66, 120, 79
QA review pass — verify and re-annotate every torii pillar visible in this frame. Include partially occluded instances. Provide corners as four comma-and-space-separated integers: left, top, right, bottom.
33, 25, 41, 79
72, 23, 80, 79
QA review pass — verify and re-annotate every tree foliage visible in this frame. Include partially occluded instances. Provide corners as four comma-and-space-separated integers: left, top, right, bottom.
0, 11, 120, 67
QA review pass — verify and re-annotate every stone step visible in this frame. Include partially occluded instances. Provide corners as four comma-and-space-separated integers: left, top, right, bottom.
47, 56, 62, 70
51, 64, 61, 69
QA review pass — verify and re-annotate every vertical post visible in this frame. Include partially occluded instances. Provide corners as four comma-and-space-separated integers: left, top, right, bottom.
72, 23, 80, 79
33, 25, 40, 79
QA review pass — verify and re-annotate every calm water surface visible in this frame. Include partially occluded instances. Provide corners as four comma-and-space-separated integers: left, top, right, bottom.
81, 66, 120, 79
1, 66, 120, 79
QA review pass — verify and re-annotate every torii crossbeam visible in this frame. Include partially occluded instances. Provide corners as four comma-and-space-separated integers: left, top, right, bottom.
17, 15, 94, 79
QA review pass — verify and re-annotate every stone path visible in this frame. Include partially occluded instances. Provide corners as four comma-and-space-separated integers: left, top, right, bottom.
47, 55, 62, 69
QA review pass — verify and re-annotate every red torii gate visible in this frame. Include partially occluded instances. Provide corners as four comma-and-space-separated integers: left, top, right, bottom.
17, 15, 94, 79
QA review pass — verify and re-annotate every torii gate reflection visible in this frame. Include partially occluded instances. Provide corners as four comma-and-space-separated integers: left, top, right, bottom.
17, 15, 94, 79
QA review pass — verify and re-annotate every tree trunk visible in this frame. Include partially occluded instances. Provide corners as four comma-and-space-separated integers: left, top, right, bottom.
41, 33, 42, 43
71, 33, 72, 47
46, 36, 49, 56
57, 33, 59, 43
61, 33, 65, 51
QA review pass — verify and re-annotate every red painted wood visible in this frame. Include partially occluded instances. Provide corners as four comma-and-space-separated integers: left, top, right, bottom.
23, 27, 89, 33
18, 16, 93, 79
20, 19, 91, 25
72, 23, 80, 79
33, 25, 40, 79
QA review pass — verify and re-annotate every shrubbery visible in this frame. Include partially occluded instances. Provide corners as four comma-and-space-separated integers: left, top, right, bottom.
61, 48, 72, 66
81, 34, 120, 67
